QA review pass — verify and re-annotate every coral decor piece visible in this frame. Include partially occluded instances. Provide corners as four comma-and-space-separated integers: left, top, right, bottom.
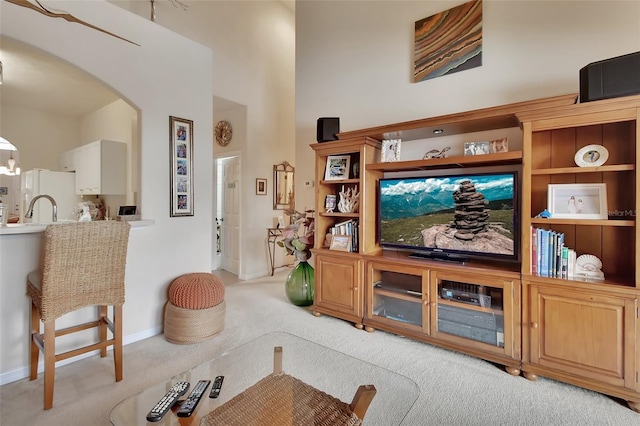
338, 185, 360, 213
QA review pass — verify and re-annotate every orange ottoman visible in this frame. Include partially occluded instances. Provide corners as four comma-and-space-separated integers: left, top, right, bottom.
164, 273, 226, 344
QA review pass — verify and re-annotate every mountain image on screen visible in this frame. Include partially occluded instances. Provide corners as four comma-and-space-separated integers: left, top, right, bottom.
379, 173, 516, 258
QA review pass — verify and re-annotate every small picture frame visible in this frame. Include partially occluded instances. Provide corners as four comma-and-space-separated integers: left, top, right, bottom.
547, 183, 608, 220
329, 234, 352, 251
489, 137, 509, 153
324, 155, 351, 181
464, 141, 490, 156
256, 178, 267, 195
381, 139, 401, 162
574, 144, 609, 167
325, 194, 337, 213
118, 205, 137, 216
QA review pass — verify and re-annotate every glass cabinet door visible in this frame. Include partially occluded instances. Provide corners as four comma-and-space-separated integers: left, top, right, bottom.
431, 271, 515, 355
367, 263, 429, 333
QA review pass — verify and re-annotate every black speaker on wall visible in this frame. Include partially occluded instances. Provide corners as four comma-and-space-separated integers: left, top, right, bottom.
317, 117, 340, 142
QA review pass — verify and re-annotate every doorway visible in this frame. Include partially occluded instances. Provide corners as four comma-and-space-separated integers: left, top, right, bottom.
214, 155, 241, 275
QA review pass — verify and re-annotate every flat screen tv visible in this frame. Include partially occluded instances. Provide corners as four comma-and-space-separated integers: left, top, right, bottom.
378, 170, 519, 263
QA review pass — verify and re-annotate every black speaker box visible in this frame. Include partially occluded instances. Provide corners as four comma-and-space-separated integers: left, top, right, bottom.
579, 51, 640, 103
317, 117, 340, 142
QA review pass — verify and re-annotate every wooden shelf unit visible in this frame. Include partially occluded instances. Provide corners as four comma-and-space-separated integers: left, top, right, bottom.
310, 93, 640, 411
518, 97, 639, 287
516, 94, 640, 411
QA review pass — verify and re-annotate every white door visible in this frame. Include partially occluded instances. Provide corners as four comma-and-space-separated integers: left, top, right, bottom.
221, 156, 240, 274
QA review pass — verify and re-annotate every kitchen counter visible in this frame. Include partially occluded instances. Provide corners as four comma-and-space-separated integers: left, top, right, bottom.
0, 220, 155, 235
0, 219, 155, 384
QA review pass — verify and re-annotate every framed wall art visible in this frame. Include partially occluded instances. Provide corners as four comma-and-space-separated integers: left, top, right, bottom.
547, 183, 608, 220
256, 178, 267, 195
414, 0, 483, 83
169, 116, 194, 217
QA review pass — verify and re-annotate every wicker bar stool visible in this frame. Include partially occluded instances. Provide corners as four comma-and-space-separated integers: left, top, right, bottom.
27, 221, 131, 410
164, 273, 225, 344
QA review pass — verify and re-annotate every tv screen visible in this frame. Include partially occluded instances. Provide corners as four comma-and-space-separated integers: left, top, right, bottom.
378, 171, 519, 262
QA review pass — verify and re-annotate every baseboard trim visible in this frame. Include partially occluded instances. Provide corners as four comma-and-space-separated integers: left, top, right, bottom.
0, 325, 163, 386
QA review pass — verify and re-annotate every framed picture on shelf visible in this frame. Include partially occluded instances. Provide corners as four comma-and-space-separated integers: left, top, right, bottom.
489, 137, 509, 153
325, 194, 337, 212
324, 155, 351, 181
464, 141, 490, 156
329, 234, 352, 252
169, 116, 194, 217
381, 139, 401, 162
256, 178, 267, 195
547, 183, 608, 219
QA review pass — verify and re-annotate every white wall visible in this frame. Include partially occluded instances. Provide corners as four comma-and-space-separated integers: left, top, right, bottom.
295, 0, 640, 209
111, 1, 296, 279
1, 104, 81, 172
0, 0, 213, 380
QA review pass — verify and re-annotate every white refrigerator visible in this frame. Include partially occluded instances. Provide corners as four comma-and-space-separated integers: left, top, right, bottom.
21, 169, 82, 223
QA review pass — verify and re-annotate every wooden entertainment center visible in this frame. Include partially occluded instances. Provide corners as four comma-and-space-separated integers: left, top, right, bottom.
310, 93, 640, 411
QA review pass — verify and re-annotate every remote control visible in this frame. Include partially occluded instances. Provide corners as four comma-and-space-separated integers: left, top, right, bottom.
209, 375, 224, 398
145, 381, 190, 422
176, 379, 210, 417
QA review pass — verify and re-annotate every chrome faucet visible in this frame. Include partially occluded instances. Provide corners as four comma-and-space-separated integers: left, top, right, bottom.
25, 194, 58, 222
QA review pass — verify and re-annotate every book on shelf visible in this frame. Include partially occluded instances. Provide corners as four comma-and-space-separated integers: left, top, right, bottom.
329, 219, 359, 252
536, 227, 542, 275
556, 232, 565, 278
561, 246, 569, 279
549, 231, 556, 278
567, 248, 576, 278
530, 226, 538, 275
539, 228, 550, 277
531, 226, 570, 279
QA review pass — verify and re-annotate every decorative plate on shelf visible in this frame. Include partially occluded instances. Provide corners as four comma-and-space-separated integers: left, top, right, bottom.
215, 120, 233, 146
574, 144, 609, 167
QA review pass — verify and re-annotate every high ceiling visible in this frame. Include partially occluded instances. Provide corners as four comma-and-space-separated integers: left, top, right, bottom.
0, 36, 120, 117
0, 1, 295, 117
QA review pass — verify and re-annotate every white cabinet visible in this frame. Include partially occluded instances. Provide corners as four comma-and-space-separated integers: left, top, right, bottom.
75, 140, 126, 195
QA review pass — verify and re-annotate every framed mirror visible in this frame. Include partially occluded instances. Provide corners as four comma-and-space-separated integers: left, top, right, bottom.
273, 161, 294, 210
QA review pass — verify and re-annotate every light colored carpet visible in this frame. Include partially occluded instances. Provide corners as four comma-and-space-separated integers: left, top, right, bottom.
0, 270, 638, 425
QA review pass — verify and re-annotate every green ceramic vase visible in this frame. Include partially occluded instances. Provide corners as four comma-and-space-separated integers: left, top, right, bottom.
285, 261, 314, 306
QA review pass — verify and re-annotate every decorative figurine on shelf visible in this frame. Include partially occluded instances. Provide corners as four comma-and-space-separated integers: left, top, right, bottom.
352, 162, 360, 178
574, 254, 605, 280
535, 209, 552, 218
338, 185, 360, 213
423, 146, 451, 159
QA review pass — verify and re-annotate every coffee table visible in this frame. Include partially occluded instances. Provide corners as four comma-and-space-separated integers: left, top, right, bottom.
110, 332, 418, 425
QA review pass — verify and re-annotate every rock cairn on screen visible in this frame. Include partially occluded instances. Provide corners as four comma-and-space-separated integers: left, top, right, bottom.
451, 180, 489, 240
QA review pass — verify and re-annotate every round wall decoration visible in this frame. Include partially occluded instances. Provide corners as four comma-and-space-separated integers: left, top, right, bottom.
215, 120, 233, 146
574, 144, 609, 167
